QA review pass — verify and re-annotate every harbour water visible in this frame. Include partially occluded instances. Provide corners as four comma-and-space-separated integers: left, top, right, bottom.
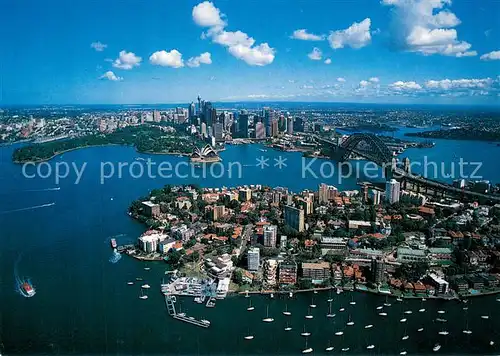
1, 132, 500, 354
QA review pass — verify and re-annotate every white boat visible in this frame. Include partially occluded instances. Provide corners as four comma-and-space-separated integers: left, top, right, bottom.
302, 338, 313, 354
270, 293, 274, 299
305, 306, 313, 319
284, 322, 292, 331
244, 335, 254, 340
314, 290, 318, 294
376, 306, 383, 310
417, 328, 424, 332
463, 307, 468, 311
462, 330, 472, 335
341, 348, 350, 352
490, 341, 495, 346
436, 318, 447, 323
349, 301, 356, 305
347, 321, 354, 326
127, 281, 134, 285
433, 344, 441, 352
201, 319, 210, 325
326, 301, 335, 317
139, 290, 148, 300
496, 298, 500, 302
400, 318, 407, 323
419, 308, 426, 312
326, 346, 334, 352
144, 267, 150, 271
481, 315, 489, 319
282, 304, 291, 316
289, 292, 293, 298
400, 352, 407, 355
305, 315, 313, 319
301, 325, 311, 337
397, 297, 403, 302
404, 310, 412, 314
365, 324, 373, 329
177, 312, 185, 317
384, 296, 391, 307
335, 331, 344, 336
327, 298, 334, 302
247, 299, 254, 311
245, 290, 249, 298
402, 335, 409, 340
141, 284, 151, 289
438, 331, 449, 336
367, 345, 375, 350
379, 312, 388, 316
422, 298, 426, 301
339, 308, 345, 312
437, 310, 445, 314
262, 305, 274, 323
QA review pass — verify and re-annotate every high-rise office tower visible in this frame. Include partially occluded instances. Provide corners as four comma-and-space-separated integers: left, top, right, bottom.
255, 122, 266, 139
238, 113, 249, 138
287, 117, 294, 134
188, 102, 196, 120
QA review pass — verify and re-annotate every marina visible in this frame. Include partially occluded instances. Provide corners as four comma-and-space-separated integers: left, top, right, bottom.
164, 294, 210, 328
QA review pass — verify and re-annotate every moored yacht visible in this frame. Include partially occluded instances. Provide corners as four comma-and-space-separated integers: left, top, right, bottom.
346, 315, 354, 326
244, 335, 254, 340
247, 300, 255, 311
364, 324, 373, 329
433, 344, 441, 352
335, 331, 344, 336
305, 307, 313, 319
302, 338, 313, 354
262, 305, 274, 322
141, 284, 151, 289
301, 325, 311, 337
367, 345, 375, 350
481, 315, 489, 319
282, 304, 291, 316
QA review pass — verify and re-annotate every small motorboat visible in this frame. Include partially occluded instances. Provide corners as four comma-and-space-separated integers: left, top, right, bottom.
400, 318, 407, 323
341, 348, 350, 352
490, 341, 495, 346
481, 315, 489, 319
438, 331, 449, 336
364, 324, 373, 329
376, 306, 383, 310
201, 320, 210, 325
419, 308, 426, 312
141, 284, 151, 289
402, 335, 409, 340
404, 310, 413, 315
433, 344, 441, 352
400, 352, 407, 355
339, 308, 345, 312
335, 331, 344, 336
379, 312, 388, 316
367, 345, 375, 350
437, 310, 445, 314
244, 335, 254, 340
417, 328, 424, 332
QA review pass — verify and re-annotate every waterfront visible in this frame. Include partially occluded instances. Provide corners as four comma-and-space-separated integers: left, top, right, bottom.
1, 134, 500, 354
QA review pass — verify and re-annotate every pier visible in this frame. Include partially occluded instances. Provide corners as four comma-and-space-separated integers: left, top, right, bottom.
164, 294, 210, 328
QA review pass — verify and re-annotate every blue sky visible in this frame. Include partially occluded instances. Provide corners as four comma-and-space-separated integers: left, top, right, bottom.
1, 0, 499, 105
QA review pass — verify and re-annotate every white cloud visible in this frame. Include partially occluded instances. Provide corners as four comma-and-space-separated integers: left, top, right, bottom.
149, 50, 184, 68
425, 78, 493, 90
91, 41, 107, 52
301, 85, 314, 89
480, 50, 500, 61
228, 43, 275, 66
308, 47, 322, 60
337, 77, 346, 82
192, 2, 275, 66
192, 1, 225, 28
112, 50, 142, 70
324, 58, 332, 64
359, 80, 370, 87
186, 52, 212, 67
99, 71, 122, 81
383, 0, 476, 57
328, 18, 372, 49
369, 77, 380, 83
390, 81, 422, 90
291, 29, 324, 41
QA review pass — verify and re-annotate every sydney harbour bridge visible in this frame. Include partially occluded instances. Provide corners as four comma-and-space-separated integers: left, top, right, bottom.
311, 133, 500, 203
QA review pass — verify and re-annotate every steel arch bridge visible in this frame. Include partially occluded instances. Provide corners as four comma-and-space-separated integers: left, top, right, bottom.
339, 133, 393, 164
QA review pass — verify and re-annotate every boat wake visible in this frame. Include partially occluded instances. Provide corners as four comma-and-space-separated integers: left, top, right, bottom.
0, 202, 55, 215
109, 249, 122, 264
25, 187, 61, 192
14, 254, 36, 298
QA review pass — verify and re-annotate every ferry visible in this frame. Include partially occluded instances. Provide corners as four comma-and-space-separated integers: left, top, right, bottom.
110, 238, 117, 248
19, 280, 36, 298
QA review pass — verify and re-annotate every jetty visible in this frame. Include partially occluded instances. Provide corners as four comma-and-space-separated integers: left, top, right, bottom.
164, 294, 210, 328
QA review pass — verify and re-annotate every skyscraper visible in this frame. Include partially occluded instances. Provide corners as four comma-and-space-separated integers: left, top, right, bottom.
263, 225, 278, 247
255, 122, 266, 139
287, 117, 294, 134
213, 122, 224, 142
263, 107, 274, 136
385, 179, 401, 204
271, 119, 279, 137
295, 117, 304, 132
371, 257, 386, 284
247, 247, 260, 271
188, 102, 196, 120
284, 205, 305, 232
238, 113, 249, 138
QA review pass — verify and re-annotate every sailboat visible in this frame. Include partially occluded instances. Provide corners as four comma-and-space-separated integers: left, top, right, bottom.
326, 300, 335, 318
346, 315, 354, 326
302, 337, 313, 354
463, 311, 472, 334
301, 325, 311, 337
284, 322, 292, 331
433, 343, 441, 352
339, 307, 345, 312
379, 312, 388, 317
438, 330, 449, 336
364, 324, 373, 329
400, 351, 407, 355
139, 289, 148, 300
376, 305, 384, 310
400, 318, 407, 323
437, 310, 445, 314
417, 327, 424, 332
384, 295, 392, 307
481, 315, 489, 319
305, 307, 314, 319
310, 296, 317, 308
335, 331, 344, 336
282, 304, 291, 316
327, 289, 334, 302
262, 305, 274, 322
247, 299, 255, 311
244, 328, 254, 340
349, 295, 356, 305
326, 344, 334, 352
366, 345, 375, 350
341, 347, 350, 352
401, 325, 409, 340
127, 281, 134, 285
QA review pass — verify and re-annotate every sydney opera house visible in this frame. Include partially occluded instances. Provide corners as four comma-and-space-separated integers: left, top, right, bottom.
190, 144, 221, 163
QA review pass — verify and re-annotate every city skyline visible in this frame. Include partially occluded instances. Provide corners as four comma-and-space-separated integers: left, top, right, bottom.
1, 0, 500, 105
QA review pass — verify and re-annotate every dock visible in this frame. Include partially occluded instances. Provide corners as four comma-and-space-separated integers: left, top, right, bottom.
164, 294, 210, 328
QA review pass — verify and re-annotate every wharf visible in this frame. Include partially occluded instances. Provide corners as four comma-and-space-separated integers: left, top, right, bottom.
164, 294, 210, 328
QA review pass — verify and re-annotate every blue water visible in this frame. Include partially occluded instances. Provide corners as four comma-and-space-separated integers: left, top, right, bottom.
1, 136, 500, 354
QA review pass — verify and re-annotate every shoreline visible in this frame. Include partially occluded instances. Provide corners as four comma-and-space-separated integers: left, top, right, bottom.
13, 143, 192, 164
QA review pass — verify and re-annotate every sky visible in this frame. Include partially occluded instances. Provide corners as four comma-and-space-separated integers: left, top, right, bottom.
1, 0, 499, 105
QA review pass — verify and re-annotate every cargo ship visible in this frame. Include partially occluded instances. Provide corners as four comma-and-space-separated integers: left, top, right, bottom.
110, 238, 117, 249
